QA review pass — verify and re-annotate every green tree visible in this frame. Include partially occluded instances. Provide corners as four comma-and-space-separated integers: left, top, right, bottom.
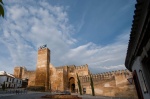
76, 73, 82, 95
0, 0, 4, 18
90, 74, 95, 96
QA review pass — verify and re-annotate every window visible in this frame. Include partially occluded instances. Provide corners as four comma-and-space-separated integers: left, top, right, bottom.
6, 77, 8, 82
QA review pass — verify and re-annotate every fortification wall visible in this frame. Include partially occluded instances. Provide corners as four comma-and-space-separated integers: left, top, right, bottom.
14, 63, 137, 98
114, 70, 132, 86
49, 64, 90, 92
81, 78, 116, 95
79, 69, 137, 98
67, 65, 76, 80
14, 66, 36, 87
14, 67, 23, 78
79, 73, 114, 83
50, 64, 64, 91
79, 69, 131, 82
62, 66, 69, 90
75, 64, 89, 76
23, 70, 35, 86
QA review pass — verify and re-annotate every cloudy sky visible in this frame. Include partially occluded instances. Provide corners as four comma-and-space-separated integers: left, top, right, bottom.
0, 0, 136, 74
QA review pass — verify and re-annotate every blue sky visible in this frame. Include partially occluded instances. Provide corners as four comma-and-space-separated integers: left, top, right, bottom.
0, 0, 136, 74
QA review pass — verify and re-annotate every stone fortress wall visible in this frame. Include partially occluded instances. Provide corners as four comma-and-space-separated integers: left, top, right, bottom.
79, 69, 131, 83
79, 69, 137, 98
14, 65, 137, 98
49, 64, 89, 92
14, 67, 36, 86
13, 47, 137, 98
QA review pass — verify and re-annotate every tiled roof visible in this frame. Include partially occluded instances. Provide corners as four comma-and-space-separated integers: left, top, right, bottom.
125, 0, 150, 71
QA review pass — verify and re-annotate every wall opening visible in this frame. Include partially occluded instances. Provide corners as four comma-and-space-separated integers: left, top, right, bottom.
69, 77, 75, 93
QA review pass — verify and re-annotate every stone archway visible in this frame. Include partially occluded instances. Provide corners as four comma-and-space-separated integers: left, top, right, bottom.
69, 77, 75, 93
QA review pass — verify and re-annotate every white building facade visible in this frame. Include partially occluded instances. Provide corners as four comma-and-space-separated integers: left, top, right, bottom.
125, 0, 150, 99
0, 71, 22, 88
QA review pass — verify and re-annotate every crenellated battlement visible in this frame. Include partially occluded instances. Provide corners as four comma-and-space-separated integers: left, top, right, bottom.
75, 64, 88, 70
79, 69, 131, 83
55, 66, 64, 69
67, 65, 75, 67
55, 64, 89, 72
56, 68, 64, 72
13, 46, 137, 97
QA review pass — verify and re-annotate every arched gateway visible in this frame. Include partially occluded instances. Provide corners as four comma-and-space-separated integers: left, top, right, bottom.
69, 77, 75, 92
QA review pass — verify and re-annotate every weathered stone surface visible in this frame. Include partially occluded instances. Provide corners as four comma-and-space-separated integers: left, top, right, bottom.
35, 48, 50, 90
24, 71, 35, 86
13, 47, 138, 98
14, 67, 23, 78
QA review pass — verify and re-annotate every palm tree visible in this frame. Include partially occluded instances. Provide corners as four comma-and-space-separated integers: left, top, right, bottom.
0, 0, 4, 18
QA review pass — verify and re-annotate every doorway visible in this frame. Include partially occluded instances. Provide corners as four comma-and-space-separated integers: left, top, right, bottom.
69, 77, 75, 92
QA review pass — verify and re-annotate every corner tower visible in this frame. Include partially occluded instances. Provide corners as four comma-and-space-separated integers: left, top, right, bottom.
35, 45, 50, 91
14, 67, 23, 78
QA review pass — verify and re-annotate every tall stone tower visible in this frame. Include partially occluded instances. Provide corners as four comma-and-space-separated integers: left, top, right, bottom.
35, 46, 50, 91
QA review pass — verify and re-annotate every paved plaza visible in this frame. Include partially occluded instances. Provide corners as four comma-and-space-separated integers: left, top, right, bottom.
0, 91, 134, 99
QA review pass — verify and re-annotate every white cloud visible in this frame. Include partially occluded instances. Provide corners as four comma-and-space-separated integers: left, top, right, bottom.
0, 0, 129, 74
95, 64, 125, 70
0, 0, 75, 73
58, 39, 128, 73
